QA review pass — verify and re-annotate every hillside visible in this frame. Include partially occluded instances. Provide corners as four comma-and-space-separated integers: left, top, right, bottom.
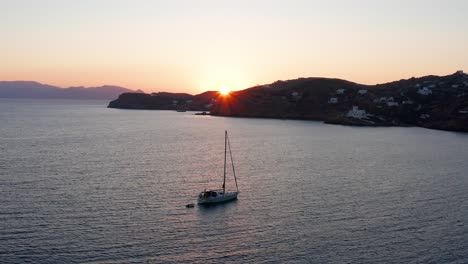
108, 91, 219, 111
210, 71, 468, 132
107, 71, 468, 132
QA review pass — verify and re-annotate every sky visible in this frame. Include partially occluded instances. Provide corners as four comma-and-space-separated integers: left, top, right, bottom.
1, 0, 468, 94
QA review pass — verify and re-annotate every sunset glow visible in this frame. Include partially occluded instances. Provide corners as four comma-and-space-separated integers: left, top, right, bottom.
219, 87, 231, 96
1, 1, 467, 94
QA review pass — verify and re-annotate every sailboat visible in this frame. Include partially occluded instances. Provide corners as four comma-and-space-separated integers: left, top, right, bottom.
198, 130, 239, 204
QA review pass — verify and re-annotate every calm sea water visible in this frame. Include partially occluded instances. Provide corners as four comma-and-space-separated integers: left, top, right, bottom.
1, 99, 467, 264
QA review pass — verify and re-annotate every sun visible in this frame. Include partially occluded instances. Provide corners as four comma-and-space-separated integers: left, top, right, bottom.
219, 87, 231, 96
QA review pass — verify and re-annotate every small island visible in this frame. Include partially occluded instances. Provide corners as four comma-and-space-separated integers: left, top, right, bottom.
108, 71, 468, 133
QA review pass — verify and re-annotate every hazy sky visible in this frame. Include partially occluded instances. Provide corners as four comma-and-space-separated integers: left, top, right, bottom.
2, 0, 468, 93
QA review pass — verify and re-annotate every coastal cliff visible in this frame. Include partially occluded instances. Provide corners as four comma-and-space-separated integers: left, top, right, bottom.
108, 72, 468, 132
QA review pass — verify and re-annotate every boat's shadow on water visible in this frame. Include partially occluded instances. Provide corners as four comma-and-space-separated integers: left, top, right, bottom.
197, 199, 238, 213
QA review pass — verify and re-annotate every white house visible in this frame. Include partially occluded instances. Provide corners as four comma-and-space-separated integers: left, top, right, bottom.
418, 87, 432, 95
358, 89, 368, 95
328, 97, 338, 104
346, 106, 368, 119
387, 102, 399, 107
291, 91, 301, 100
336, 89, 345, 94
379, 96, 394, 102
420, 114, 430, 119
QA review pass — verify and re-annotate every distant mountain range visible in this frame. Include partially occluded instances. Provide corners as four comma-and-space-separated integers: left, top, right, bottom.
0, 81, 142, 100
108, 71, 468, 132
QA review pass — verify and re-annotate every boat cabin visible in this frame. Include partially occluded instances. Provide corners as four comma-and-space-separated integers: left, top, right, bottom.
199, 190, 224, 199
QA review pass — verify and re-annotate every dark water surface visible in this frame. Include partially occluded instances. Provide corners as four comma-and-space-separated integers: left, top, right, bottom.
1, 99, 467, 263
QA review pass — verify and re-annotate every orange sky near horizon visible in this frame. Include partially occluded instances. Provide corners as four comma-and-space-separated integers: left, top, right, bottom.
2, 0, 467, 94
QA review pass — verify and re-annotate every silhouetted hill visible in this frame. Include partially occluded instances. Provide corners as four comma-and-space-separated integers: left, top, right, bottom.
108, 91, 219, 111
107, 71, 468, 132
0, 81, 140, 100
210, 71, 468, 132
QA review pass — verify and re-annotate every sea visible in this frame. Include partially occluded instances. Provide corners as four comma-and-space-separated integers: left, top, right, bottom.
1, 99, 467, 264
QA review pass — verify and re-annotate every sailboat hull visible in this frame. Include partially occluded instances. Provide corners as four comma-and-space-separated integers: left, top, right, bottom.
197, 191, 238, 204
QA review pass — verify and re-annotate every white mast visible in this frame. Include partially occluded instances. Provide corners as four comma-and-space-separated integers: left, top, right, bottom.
227, 132, 239, 192
222, 130, 227, 193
